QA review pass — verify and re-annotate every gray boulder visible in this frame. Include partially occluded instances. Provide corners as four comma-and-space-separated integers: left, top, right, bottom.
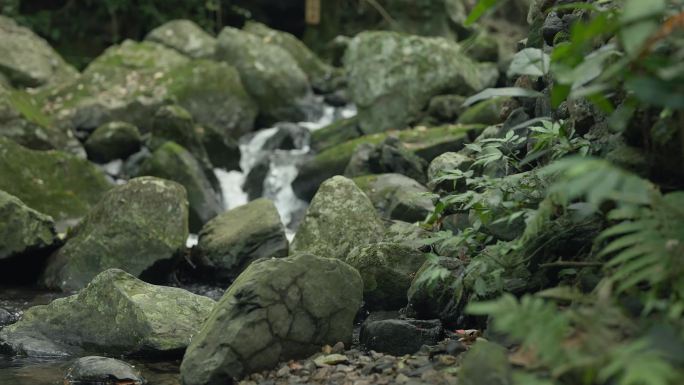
345, 242, 427, 310
180, 253, 363, 385
0, 15, 78, 88
146, 19, 216, 59
353, 174, 434, 223
345, 31, 489, 133
215, 27, 316, 124
1, 269, 214, 357
41, 177, 189, 291
139, 142, 221, 232
194, 199, 288, 281
0, 190, 58, 260
65, 356, 146, 385
291, 176, 384, 260
84, 121, 142, 163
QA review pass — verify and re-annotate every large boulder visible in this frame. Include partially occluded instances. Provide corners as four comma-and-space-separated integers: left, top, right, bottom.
345, 31, 489, 134
294, 124, 476, 201
0, 15, 78, 88
353, 174, 434, 223
149, 105, 213, 171
0, 137, 111, 227
243, 22, 337, 89
139, 142, 221, 232
0, 269, 214, 357
193, 199, 288, 281
215, 27, 316, 124
84, 121, 142, 163
180, 253, 363, 384
345, 242, 427, 310
0, 84, 82, 154
41, 177, 189, 291
145, 19, 217, 59
291, 176, 384, 260
0, 190, 58, 260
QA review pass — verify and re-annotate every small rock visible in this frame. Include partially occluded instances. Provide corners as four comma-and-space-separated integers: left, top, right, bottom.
314, 354, 349, 367
65, 356, 145, 385
0, 308, 13, 326
360, 319, 444, 356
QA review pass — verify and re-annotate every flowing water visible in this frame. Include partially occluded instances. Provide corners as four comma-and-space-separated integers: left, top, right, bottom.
0, 103, 356, 384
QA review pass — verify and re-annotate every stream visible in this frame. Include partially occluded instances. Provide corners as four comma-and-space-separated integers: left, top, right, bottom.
0, 101, 356, 385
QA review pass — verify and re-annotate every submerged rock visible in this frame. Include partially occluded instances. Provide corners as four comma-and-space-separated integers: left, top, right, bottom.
180, 253, 363, 385
215, 27, 315, 124
42, 177, 188, 291
1, 269, 214, 357
84, 121, 142, 163
0, 15, 78, 88
360, 318, 443, 355
353, 173, 434, 223
194, 199, 288, 281
345, 31, 488, 134
345, 242, 427, 310
0, 190, 58, 261
139, 142, 221, 232
0, 137, 112, 226
65, 356, 146, 385
145, 19, 216, 59
291, 176, 384, 260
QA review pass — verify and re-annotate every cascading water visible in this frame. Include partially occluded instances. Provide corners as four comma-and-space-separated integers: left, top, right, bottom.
213, 103, 357, 240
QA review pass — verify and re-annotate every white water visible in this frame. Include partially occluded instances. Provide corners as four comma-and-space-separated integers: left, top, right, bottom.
213, 104, 357, 240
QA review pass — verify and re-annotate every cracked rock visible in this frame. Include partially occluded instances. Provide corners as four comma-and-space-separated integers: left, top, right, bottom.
180, 253, 363, 385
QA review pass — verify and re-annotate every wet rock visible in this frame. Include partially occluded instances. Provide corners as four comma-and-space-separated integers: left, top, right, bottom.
407, 256, 467, 326
360, 318, 443, 355
215, 27, 315, 124
353, 174, 434, 223
180, 253, 363, 385
0, 84, 83, 155
291, 176, 384, 260
310, 116, 361, 153
145, 19, 216, 59
243, 157, 270, 200
0, 308, 14, 326
459, 341, 513, 385
0, 15, 78, 88
41, 177, 188, 291
193, 199, 288, 281
346, 137, 428, 184
542, 11, 565, 46
345, 31, 488, 134
263, 122, 310, 151
295, 124, 473, 201
427, 152, 474, 193
1, 269, 214, 357
84, 121, 142, 163
0, 137, 111, 227
139, 142, 221, 232
65, 356, 146, 385
345, 242, 427, 310
199, 125, 241, 171
243, 22, 336, 89
0, 190, 58, 261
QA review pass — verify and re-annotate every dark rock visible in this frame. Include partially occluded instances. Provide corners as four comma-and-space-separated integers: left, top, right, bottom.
243, 157, 270, 200
323, 90, 349, 107
459, 341, 513, 385
542, 12, 565, 46
85, 121, 142, 163
263, 123, 310, 151
65, 356, 146, 385
407, 256, 467, 326
427, 95, 466, 123
360, 318, 443, 355
0, 308, 13, 326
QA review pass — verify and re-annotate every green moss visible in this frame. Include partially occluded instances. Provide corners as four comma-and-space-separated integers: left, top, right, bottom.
458, 98, 509, 125
311, 116, 361, 152
7, 89, 52, 128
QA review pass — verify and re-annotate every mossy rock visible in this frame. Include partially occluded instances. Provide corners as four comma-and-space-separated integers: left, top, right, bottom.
145, 19, 217, 59
291, 176, 384, 260
139, 142, 221, 232
310, 116, 362, 152
353, 173, 435, 223
84, 121, 141, 163
459, 341, 513, 385
407, 256, 468, 326
180, 253, 362, 384
215, 27, 315, 124
345, 242, 427, 310
0, 190, 58, 260
41, 177, 189, 291
194, 199, 288, 281
0, 137, 112, 226
427, 151, 474, 192
458, 98, 510, 125
293, 124, 480, 200
0, 15, 78, 88
1, 269, 214, 357
345, 31, 488, 134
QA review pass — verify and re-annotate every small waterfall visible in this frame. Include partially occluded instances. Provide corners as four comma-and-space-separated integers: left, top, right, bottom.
213, 103, 357, 240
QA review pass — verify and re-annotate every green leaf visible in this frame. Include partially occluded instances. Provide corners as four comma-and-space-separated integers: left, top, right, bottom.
464, 0, 500, 26
507, 48, 551, 77
619, 0, 666, 57
463, 87, 542, 107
